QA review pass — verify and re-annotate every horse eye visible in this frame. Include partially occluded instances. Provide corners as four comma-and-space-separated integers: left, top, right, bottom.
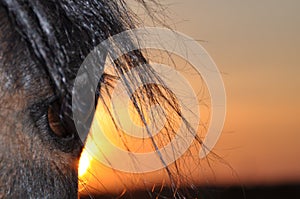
47, 100, 72, 139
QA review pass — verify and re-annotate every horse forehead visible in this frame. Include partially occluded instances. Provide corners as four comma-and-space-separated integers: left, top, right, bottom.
0, 58, 54, 113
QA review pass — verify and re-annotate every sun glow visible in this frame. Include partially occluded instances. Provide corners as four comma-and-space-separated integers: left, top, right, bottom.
77, 93, 161, 190
78, 149, 91, 178
77, 68, 200, 195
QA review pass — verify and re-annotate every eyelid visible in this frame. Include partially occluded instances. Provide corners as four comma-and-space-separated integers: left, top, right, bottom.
29, 96, 57, 123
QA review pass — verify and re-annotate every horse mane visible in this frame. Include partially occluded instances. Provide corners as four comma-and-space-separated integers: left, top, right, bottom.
0, 0, 204, 197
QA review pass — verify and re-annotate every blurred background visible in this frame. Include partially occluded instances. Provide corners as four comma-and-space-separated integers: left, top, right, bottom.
80, 0, 300, 198
162, 0, 300, 184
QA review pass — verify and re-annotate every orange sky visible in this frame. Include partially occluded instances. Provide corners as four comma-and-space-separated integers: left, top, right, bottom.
79, 0, 300, 196
162, 0, 300, 183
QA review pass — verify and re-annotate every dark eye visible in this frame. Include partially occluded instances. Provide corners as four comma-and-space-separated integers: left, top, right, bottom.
47, 99, 74, 139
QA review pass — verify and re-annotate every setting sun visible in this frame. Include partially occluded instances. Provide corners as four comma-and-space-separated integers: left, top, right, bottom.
78, 149, 91, 178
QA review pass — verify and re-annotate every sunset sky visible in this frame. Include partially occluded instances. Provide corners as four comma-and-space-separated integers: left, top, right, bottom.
79, 0, 300, 195
161, 0, 300, 183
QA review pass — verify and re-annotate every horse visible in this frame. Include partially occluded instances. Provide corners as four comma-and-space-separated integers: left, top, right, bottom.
0, 0, 203, 198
